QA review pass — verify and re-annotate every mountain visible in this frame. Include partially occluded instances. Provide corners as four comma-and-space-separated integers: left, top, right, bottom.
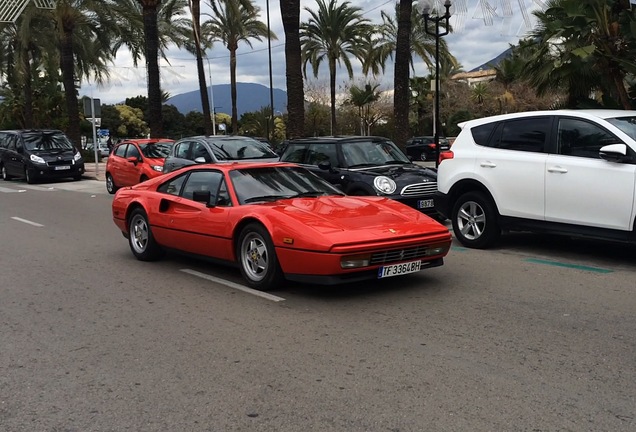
469, 47, 514, 72
166, 82, 287, 116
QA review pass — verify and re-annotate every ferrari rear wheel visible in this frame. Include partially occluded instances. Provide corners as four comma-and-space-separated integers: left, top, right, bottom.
237, 223, 284, 291
128, 208, 164, 261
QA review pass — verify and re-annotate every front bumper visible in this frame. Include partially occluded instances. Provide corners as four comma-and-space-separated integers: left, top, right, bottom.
433, 191, 451, 219
30, 162, 85, 179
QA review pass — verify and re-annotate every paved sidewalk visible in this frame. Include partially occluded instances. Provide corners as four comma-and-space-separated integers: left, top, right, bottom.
83, 161, 107, 181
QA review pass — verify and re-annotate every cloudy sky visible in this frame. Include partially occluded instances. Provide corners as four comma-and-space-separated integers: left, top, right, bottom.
84, 0, 543, 106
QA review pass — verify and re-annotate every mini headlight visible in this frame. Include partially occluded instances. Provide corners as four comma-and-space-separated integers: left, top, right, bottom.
152, 165, 163, 172
30, 154, 46, 164
73, 151, 82, 162
373, 176, 397, 194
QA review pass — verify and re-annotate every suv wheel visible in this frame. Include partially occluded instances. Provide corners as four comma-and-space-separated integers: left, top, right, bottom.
451, 191, 500, 249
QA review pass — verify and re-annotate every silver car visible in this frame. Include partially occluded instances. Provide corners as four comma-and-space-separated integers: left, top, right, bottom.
163, 135, 280, 173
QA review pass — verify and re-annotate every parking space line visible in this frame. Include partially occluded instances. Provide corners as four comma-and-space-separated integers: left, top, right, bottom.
525, 258, 613, 274
180, 269, 286, 302
11, 217, 44, 227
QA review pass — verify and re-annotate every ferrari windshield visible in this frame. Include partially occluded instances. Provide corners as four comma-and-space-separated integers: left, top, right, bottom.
230, 166, 344, 205
140, 142, 174, 158
23, 131, 74, 151
341, 139, 410, 167
206, 137, 278, 161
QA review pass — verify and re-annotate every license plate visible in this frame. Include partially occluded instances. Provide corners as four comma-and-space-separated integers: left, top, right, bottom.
417, 199, 434, 209
378, 260, 422, 278
54, 165, 70, 170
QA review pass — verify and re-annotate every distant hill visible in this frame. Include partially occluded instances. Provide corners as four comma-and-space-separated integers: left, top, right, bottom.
166, 82, 287, 116
469, 47, 514, 72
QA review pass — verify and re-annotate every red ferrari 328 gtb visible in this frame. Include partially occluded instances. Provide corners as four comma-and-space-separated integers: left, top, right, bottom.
112, 162, 452, 291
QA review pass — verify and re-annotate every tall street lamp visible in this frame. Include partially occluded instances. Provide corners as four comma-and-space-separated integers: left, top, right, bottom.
421, 0, 451, 167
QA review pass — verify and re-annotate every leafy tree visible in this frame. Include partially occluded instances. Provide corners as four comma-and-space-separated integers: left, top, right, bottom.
280, 0, 304, 139
204, 0, 275, 133
115, 104, 149, 137
300, 0, 371, 135
346, 83, 381, 135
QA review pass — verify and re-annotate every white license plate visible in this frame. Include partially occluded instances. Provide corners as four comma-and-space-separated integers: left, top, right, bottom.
378, 260, 422, 278
54, 165, 71, 170
417, 199, 434, 209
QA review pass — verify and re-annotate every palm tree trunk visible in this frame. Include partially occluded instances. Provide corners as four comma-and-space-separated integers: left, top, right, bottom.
60, 29, 81, 149
22, 49, 33, 128
280, 0, 304, 139
192, 0, 213, 135
393, 0, 412, 151
141, 2, 163, 137
329, 57, 337, 135
230, 47, 239, 133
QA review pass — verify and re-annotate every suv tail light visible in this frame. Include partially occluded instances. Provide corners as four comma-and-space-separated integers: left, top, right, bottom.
438, 150, 454, 165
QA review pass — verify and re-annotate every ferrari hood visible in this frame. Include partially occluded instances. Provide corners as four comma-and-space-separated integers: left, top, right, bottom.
268, 195, 446, 244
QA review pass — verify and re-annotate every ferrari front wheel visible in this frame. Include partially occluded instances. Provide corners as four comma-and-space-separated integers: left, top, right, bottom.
128, 208, 164, 261
237, 223, 284, 291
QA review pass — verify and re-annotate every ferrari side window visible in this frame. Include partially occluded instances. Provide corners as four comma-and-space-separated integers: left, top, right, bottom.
216, 179, 232, 206
158, 173, 187, 196
181, 170, 223, 201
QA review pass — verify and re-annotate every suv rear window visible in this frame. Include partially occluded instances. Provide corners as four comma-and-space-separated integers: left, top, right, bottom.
471, 123, 497, 146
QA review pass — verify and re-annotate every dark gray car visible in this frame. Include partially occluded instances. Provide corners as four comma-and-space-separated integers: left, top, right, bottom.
163, 135, 279, 173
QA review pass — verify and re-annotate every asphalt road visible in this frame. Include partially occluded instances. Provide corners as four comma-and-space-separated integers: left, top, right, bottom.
1, 179, 635, 431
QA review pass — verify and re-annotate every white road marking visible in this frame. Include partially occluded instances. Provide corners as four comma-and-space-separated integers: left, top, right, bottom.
0, 186, 19, 193
11, 217, 44, 227
180, 269, 286, 302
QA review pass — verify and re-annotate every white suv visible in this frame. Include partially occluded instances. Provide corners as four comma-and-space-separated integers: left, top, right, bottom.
435, 109, 636, 248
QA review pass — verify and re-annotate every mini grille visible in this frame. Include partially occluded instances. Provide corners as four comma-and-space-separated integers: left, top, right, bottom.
370, 244, 429, 265
400, 182, 437, 196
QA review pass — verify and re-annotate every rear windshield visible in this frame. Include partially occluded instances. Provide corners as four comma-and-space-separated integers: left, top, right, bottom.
23, 131, 73, 151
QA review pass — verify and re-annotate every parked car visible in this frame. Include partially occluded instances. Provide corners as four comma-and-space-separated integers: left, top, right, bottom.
85, 141, 110, 158
105, 138, 174, 194
279, 136, 440, 217
112, 162, 451, 290
162, 135, 279, 174
405, 136, 450, 161
435, 109, 636, 248
0, 129, 85, 183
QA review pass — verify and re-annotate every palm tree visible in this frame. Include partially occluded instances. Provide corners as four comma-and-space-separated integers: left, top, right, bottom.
188, 0, 214, 135
367, 3, 457, 149
347, 83, 380, 135
280, 0, 304, 139
204, 0, 274, 133
300, 0, 371, 135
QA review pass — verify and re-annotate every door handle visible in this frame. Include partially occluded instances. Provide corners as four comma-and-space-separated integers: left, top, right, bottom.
479, 161, 496, 168
547, 166, 568, 173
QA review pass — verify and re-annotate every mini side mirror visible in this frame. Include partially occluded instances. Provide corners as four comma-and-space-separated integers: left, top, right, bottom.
318, 160, 332, 171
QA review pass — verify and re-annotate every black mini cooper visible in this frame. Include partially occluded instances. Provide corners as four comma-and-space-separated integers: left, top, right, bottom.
279, 136, 441, 218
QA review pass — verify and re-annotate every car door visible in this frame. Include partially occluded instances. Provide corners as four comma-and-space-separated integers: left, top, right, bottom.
3, 134, 22, 176
304, 143, 342, 185
109, 144, 129, 185
545, 116, 636, 230
164, 140, 193, 172
122, 143, 142, 185
476, 116, 551, 220
155, 169, 231, 259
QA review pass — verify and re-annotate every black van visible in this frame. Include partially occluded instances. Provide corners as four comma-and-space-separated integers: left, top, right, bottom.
0, 129, 85, 183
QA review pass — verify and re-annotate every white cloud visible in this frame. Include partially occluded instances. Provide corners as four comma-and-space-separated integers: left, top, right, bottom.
84, 0, 541, 105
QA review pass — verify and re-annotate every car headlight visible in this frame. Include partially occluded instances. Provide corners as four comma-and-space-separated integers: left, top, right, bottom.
373, 176, 396, 194
73, 151, 82, 162
30, 154, 46, 164
152, 165, 163, 172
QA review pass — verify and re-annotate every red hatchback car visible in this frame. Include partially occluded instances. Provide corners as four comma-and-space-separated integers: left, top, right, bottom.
106, 138, 174, 194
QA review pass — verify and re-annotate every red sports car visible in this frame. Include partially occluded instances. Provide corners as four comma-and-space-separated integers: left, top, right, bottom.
112, 162, 452, 291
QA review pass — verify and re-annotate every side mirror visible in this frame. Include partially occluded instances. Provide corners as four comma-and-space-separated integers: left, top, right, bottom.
194, 157, 207, 164
599, 143, 629, 163
192, 190, 214, 207
126, 156, 138, 165
318, 160, 332, 171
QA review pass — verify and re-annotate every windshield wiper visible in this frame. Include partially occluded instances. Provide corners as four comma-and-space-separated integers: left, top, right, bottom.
347, 163, 379, 168
288, 190, 328, 198
384, 160, 409, 165
243, 195, 290, 203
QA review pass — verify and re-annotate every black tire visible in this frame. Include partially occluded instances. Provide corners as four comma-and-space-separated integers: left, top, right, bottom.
1, 163, 11, 181
451, 191, 500, 249
420, 151, 428, 161
25, 168, 35, 184
106, 173, 118, 194
237, 223, 284, 291
127, 208, 164, 261
140, 175, 149, 183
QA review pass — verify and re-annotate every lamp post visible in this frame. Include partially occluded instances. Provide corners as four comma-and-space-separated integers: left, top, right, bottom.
421, 0, 451, 167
